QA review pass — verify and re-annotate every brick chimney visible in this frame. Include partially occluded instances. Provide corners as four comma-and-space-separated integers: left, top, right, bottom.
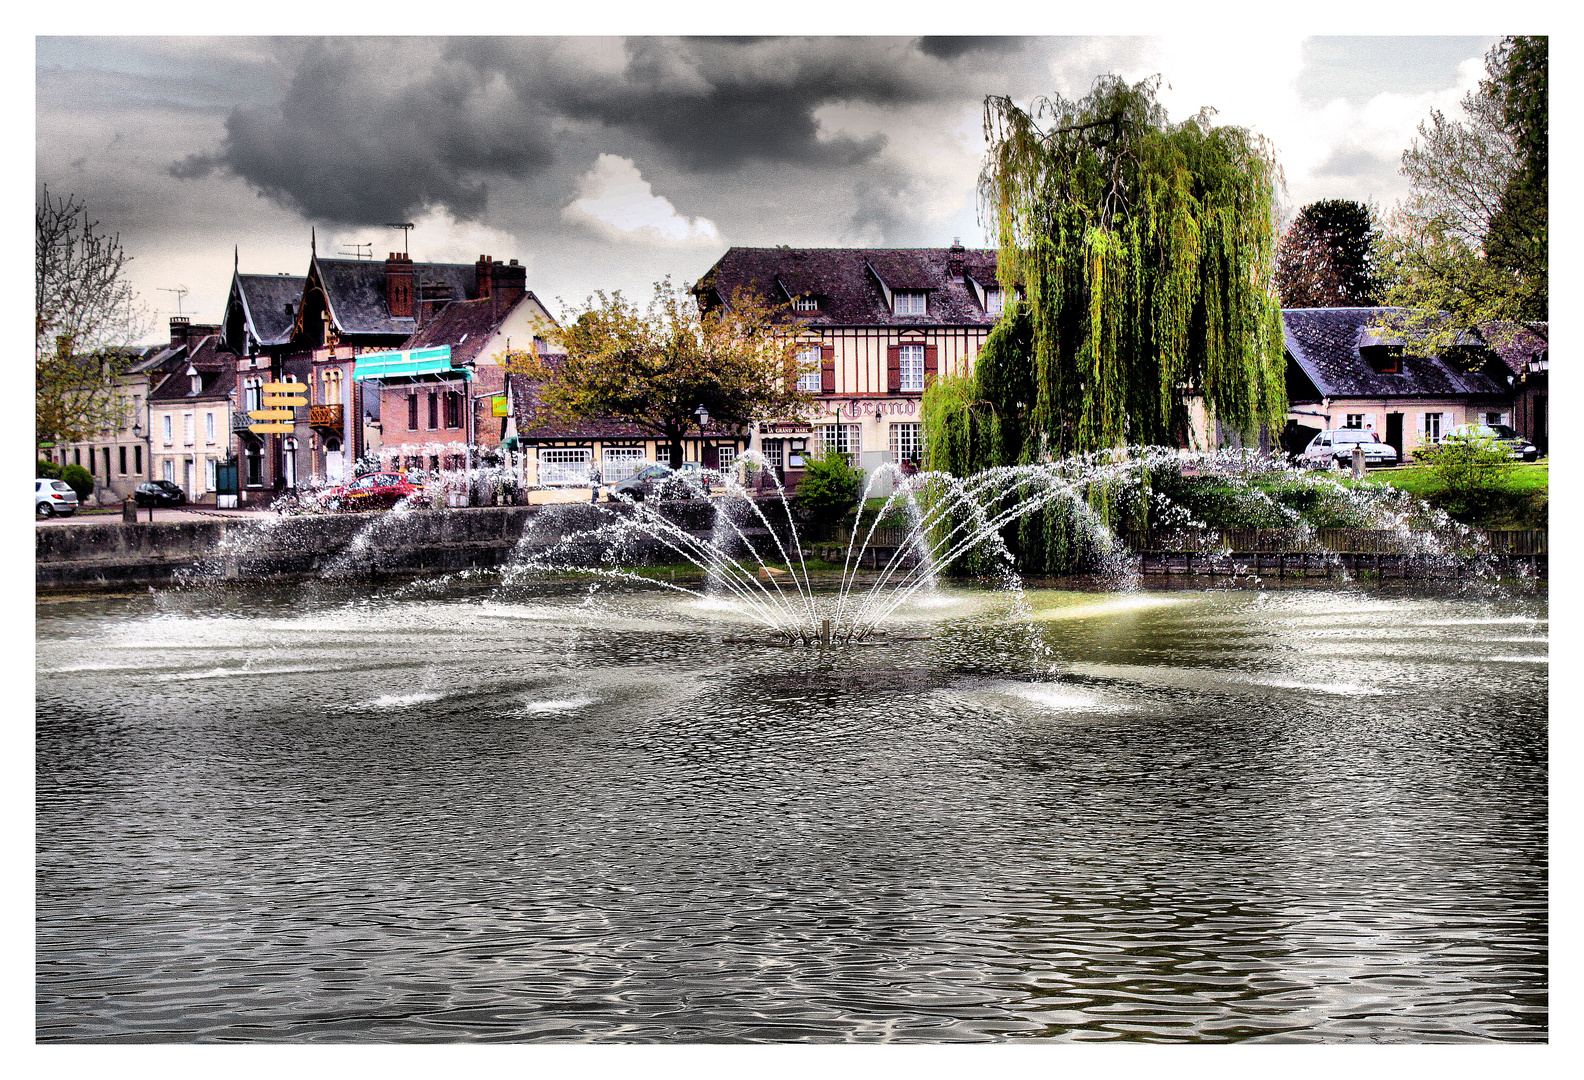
490, 258, 527, 317
385, 252, 415, 318
475, 254, 494, 301
947, 237, 966, 282
170, 316, 191, 348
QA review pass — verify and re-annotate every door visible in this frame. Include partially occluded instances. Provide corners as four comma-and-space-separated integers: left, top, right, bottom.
1385, 413, 1404, 460
183, 460, 194, 499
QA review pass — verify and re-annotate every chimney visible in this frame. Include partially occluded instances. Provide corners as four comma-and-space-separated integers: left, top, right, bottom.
490, 258, 527, 317
385, 252, 414, 318
475, 254, 494, 301
170, 316, 191, 348
947, 237, 965, 282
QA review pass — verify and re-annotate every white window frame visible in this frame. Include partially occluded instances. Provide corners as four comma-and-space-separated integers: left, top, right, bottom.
894, 291, 927, 316
162, 459, 175, 483
1422, 413, 1443, 443
759, 439, 784, 471
817, 424, 861, 465
205, 411, 216, 443
889, 422, 923, 464
205, 458, 217, 491
716, 446, 736, 474
899, 344, 925, 392
161, 414, 173, 445
538, 448, 593, 486
793, 296, 819, 312
182, 412, 194, 445
796, 345, 822, 393
1345, 414, 1364, 429
985, 288, 1004, 314
601, 447, 647, 484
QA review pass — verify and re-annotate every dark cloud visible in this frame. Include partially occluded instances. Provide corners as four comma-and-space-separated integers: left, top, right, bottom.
914, 37, 1029, 61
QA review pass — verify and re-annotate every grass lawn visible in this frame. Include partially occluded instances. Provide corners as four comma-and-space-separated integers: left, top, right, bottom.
1362, 460, 1548, 529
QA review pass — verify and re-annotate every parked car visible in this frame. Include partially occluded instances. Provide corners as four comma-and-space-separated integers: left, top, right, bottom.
1297, 428, 1399, 469
134, 480, 187, 508
35, 478, 79, 518
1443, 423, 1539, 462
320, 472, 427, 512
610, 462, 710, 501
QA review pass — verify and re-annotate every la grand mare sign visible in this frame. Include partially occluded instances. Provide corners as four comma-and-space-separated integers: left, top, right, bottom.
762, 398, 922, 433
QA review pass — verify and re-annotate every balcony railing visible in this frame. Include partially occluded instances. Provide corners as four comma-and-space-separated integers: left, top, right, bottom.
232, 411, 252, 432
309, 404, 343, 429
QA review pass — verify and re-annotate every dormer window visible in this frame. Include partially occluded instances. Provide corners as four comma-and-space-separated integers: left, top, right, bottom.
894, 291, 927, 316
1361, 345, 1402, 374
985, 288, 1004, 314
793, 295, 820, 312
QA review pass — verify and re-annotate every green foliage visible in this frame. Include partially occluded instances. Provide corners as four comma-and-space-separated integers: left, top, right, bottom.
37, 459, 63, 479
793, 451, 864, 526
1411, 434, 1519, 518
978, 76, 1287, 458
1275, 200, 1382, 307
60, 463, 93, 503
1374, 461, 1546, 529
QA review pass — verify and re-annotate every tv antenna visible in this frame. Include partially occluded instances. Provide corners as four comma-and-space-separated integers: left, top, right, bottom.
157, 285, 191, 315
338, 242, 374, 260
386, 223, 415, 255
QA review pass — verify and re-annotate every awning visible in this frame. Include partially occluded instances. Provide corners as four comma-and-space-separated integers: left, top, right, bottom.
353, 345, 467, 380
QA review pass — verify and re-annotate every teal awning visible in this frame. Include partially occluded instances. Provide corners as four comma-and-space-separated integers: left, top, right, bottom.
354, 345, 467, 380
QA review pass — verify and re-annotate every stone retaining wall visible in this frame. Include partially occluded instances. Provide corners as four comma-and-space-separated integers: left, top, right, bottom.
36, 500, 798, 591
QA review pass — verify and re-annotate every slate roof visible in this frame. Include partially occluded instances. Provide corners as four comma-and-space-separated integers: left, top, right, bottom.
697, 246, 1006, 327
315, 257, 481, 336
147, 335, 238, 403
127, 342, 190, 377
509, 367, 742, 441
401, 292, 548, 366
234, 272, 307, 346
1480, 322, 1548, 375
1282, 307, 1509, 400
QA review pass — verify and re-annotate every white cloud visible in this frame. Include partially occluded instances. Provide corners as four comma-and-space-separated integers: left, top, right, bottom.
561, 154, 721, 246
401, 207, 525, 268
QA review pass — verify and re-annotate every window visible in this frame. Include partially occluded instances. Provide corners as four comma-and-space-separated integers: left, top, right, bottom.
1485, 411, 1506, 426
162, 415, 173, 444
793, 295, 819, 312
796, 345, 823, 392
1345, 414, 1364, 429
427, 392, 438, 429
103, 447, 112, 478
163, 460, 175, 483
1422, 412, 1443, 443
244, 378, 262, 413
88, 447, 96, 476
899, 344, 925, 392
716, 446, 736, 474
759, 439, 784, 472
119, 446, 127, 475
205, 458, 217, 491
183, 413, 194, 445
889, 422, 923, 465
602, 447, 646, 484
135, 446, 142, 474
539, 448, 593, 486
324, 369, 342, 407
443, 391, 461, 429
817, 423, 861, 465
205, 412, 216, 443
73, 448, 81, 466
985, 288, 1004, 314
245, 443, 262, 485
894, 291, 927, 316
408, 394, 419, 431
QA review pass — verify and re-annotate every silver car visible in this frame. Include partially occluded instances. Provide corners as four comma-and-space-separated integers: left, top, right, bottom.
36, 478, 80, 517
1298, 428, 1399, 469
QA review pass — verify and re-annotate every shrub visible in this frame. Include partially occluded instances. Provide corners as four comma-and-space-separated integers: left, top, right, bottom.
37, 459, 62, 479
1414, 435, 1517, 518
794, 451, 864, 526
60, 463, 94, 503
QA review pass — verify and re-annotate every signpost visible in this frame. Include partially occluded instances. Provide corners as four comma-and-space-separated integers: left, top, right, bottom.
249, 383, 307, 434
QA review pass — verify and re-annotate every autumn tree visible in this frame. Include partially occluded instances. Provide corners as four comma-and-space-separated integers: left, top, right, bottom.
1275, 200, 1381, 308
516, 279, 812, 469
1380, 36, 1546, 347
36, 184, 148, 446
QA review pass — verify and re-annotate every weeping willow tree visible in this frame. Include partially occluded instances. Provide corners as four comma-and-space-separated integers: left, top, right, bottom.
924, 76, 1289, 575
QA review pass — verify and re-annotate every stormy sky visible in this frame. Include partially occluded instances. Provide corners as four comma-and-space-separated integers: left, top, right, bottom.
36, 34, 1501, 341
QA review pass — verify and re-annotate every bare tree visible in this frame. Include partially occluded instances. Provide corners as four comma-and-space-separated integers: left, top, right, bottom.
35, 184, 149, 446
1398, 84, 1517, 250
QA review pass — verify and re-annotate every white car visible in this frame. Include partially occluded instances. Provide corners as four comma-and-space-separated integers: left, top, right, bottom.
1298, 428, 1399, 470
1443, 423, 1539, 462
36, 478, 80, 517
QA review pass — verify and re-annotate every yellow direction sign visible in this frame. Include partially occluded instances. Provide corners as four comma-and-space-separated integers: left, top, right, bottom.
250, 382, 308, 434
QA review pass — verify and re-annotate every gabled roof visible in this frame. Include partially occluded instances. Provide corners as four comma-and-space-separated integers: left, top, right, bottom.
1282, 307, 1509, 399
313, 256, 480, 337
147, 336, 238, 403
400, 291, 549, 367
508, 367, 740, 441
698, 246, 1005, 327
127, 342, 189, 376
233, 272, 307, 346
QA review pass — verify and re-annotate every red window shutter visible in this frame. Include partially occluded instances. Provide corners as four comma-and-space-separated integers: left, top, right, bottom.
887, 346, 902, 393
820, 344, 836, 394
924, 344, 939, 386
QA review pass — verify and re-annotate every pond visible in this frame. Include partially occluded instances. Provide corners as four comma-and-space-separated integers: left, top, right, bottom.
36, 579, 1547, 1042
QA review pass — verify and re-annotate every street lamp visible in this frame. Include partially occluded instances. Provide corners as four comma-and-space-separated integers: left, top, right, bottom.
695, 403, 709, 430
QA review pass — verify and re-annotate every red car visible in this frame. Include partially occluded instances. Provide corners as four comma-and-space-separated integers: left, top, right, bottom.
322, 472, 428, 511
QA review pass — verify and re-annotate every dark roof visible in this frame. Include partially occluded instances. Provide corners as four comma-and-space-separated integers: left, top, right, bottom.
1480, 322, 1548, 374
698, 246, 1005, 327
509, 368, 741, 441
1282, 307, 1509, 399
147, 335, 238, 403
315, 257, 481, 336
234, 272, 307, 346
401, 292, 545, 366
127, 342, 189, 376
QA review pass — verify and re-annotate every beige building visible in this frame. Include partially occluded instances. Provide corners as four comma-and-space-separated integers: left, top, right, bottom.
146, 331, 238, 504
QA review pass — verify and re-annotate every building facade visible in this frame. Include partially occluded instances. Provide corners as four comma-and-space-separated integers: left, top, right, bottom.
146, 329, 238, 504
